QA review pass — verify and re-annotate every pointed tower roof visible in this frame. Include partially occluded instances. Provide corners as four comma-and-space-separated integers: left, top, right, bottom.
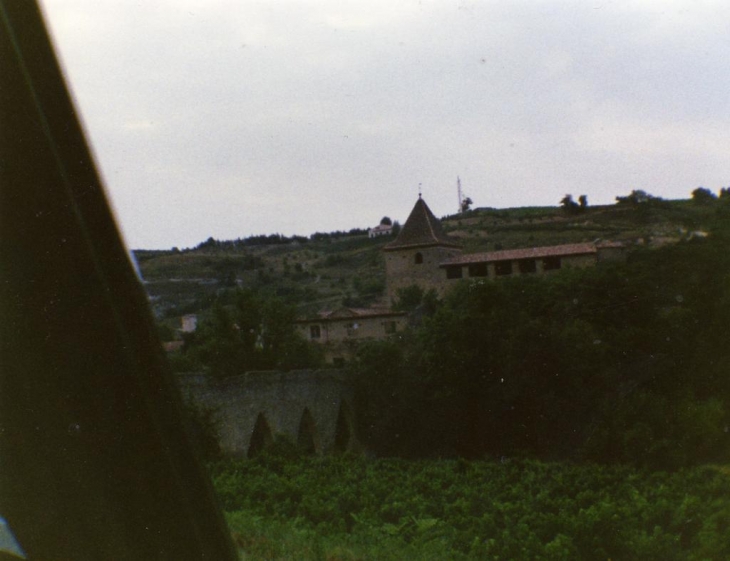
384, 196, 461, 251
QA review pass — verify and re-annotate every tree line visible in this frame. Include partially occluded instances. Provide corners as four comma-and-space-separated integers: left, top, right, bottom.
353, 225, 730, 469
187, 228, 376, 252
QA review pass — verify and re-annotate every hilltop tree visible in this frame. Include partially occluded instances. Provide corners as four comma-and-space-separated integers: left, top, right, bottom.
560, 194, 580, 214
615, 189, 662, 205
692, 187, 717, 204
380, 216, 392, 226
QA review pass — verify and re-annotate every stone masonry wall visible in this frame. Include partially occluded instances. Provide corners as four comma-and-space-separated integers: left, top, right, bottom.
385, 245, 462, 304
177, 369, 356, 457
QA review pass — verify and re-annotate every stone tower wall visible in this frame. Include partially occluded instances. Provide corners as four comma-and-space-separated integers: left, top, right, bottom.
385, 245, 462, 304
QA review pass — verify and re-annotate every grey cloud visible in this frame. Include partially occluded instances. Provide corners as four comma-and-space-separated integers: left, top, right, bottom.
42, 0, 730, 248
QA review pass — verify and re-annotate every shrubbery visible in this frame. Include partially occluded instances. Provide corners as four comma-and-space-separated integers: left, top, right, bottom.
353, 233, 730, 468
179, 288, 323, 377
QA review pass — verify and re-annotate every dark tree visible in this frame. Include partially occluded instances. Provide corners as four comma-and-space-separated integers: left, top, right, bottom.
692, 187, 717, 204
393, 284, 425, 312
560, 194, 580, 214
615, 189, 661, 205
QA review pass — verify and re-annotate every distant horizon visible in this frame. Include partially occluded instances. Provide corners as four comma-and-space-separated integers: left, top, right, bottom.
129, 192, 701, 251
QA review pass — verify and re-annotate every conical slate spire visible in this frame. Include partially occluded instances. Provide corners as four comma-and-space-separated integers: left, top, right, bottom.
384, 198, 461, 251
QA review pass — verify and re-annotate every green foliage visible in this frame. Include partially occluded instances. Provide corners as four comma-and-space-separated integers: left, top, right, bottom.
183, 401, 222, 462
560, 193, 581, 214
137, 199, 720, 323
393, 284, 425, 312
615, 189, 663, 206
354, 234, 730, 467
213, 456, 730, 560
182, 289, 323, 377
155, 322, 176, 341
692, 186, 717, 204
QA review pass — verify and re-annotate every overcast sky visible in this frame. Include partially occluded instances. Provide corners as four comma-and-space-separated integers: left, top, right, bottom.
42, 0, 730, 249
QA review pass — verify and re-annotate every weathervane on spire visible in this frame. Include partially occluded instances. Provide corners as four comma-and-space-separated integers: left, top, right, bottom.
418, 183, 422, 199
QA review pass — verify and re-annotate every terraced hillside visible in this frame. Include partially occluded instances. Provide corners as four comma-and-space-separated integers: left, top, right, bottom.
135, 197, 723, 331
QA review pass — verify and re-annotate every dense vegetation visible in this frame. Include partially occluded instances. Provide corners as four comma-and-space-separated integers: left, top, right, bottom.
156, 194, 730, 558
213, 453, 730, 560
171, 288, 323, 377
353, 223, 730, 469
165, 196, 730, 469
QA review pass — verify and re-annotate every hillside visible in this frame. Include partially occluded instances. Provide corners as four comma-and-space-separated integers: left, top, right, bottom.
146, 195, 730, 469
135, 197, 723, 327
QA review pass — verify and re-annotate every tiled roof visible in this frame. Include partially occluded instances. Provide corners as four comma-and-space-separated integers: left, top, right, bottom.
384, 197, 461, 251
595, 240, 625, 249
441, 243, 598, 266
294, 307, 406, 323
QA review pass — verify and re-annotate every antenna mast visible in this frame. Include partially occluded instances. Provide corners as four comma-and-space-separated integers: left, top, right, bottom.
457, 176, 462, 213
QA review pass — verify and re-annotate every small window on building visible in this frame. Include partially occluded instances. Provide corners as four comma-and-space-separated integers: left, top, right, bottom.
446, 266, 463, 279
518, 259, 537, 274
415, 252, 423, 264
384, 321, 397, 334
468, 263, 488, 277
543, 256, 561, 271
346, 322, 359, 336
310, 325, 321, 339
494, 261, 513, 276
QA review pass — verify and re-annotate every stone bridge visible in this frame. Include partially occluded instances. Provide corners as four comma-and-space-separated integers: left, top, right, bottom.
177, 369, 356, 457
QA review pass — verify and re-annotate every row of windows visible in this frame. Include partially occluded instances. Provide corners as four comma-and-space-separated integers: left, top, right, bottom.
309, 321, 398, 339
445, 257, 562, 279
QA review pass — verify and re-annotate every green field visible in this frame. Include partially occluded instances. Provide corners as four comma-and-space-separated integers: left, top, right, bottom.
213, 454, 730, 560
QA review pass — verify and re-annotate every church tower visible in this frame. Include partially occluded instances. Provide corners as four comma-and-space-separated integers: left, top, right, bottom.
383, 196, 462, 305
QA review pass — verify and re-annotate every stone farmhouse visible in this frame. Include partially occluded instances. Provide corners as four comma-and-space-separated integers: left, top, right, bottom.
384, 195, 624, 305
368, 223, 393, 238
294, 307, 408, 365
439, 241, 624, 284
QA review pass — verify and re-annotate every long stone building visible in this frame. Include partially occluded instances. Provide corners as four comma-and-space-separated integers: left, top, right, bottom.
293, 307, 408, 365
384, 196, 624, 305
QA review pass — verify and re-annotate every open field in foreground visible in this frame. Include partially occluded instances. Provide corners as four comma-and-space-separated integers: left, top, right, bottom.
212, 454, 730, 560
